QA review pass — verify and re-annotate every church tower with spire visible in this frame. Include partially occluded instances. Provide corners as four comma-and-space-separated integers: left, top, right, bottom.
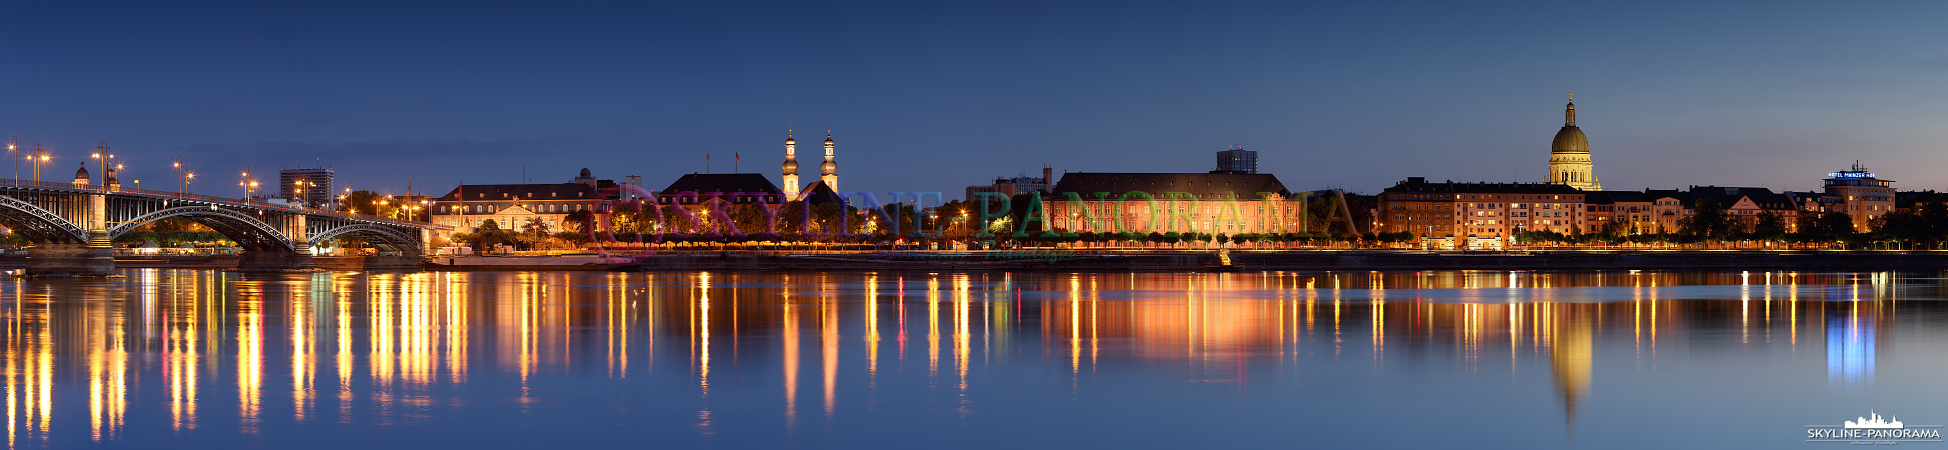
781, 132, 800, 199
819, 132, 837, 192
1547, 95, 1601, 190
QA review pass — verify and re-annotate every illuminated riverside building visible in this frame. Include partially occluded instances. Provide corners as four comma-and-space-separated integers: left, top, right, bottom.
1383, 179, 1812, 238
1377, 178, 1586, 238
654, 173, 786, 231
427, 168, 617, 237
964, 167, 1053, 203
1686, 186, 1801, 232
1813, 162, 1895, 232
1042, 172, 1295, 234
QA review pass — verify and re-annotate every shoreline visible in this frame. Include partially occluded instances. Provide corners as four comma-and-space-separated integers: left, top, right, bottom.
5, 251, 1943, 273
581, 250, 1948, 272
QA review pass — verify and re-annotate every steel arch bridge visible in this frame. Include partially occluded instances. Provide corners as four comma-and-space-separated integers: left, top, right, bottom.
0, 178, 450, 275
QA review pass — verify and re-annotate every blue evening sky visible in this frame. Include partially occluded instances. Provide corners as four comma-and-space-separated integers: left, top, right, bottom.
2, 1, 1945, 198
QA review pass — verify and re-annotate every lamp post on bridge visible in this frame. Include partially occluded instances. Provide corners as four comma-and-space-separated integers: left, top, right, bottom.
28, 145, 47, 182
240, 169, 258, 204
173, 156, 191, 195
91, 143, 105, 190
6, 137, 15, 187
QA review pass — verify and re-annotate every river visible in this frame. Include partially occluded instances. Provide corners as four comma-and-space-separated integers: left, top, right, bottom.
3, 269, 1945, 448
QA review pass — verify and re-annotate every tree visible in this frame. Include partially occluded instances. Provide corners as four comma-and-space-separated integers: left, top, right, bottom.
1753, 210, 1788, 242
336, 190, 423, 220
1871, 210, 1930, 248
1678, 199, 1733, 242
515, 217, 552, 249
455, 219, 515, 251
731, 203, 773, 236
561, 209, 593, 234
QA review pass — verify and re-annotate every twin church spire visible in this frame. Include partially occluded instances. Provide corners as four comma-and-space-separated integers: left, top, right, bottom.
780, 129, 836, 199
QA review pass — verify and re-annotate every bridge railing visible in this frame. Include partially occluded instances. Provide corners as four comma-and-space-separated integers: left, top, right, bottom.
0, 178, 445, 229
0, 179, 92, 190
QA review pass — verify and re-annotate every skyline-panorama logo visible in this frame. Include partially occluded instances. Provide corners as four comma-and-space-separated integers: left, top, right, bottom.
1807, 411, 1943, 444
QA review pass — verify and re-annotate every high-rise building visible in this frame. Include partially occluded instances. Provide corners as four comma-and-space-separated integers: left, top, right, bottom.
280, 167, 334, 208
1213, 146, 1257, 174
1547, 96, 1601, 190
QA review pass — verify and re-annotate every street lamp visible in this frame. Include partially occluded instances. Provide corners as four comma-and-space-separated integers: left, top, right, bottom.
28, 145, 48, 182
240, 170, 258, 203
5, 137, 15, 186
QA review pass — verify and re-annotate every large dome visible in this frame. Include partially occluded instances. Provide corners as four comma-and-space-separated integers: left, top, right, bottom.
1551, 125, 1588, 153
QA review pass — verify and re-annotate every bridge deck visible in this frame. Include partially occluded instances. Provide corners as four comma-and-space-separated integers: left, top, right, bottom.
0, 178, 449, 230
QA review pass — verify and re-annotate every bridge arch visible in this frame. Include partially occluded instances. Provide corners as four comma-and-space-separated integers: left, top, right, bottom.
108, 206, 296, 252
0, 196, 89, 243
308, 223, 419, 253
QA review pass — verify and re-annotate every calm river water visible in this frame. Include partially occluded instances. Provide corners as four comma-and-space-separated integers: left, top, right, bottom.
3, 269, 1946, 449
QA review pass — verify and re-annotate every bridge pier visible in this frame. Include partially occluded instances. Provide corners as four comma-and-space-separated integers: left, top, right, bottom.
235, 250, 321, 273
24, 243, 116, 277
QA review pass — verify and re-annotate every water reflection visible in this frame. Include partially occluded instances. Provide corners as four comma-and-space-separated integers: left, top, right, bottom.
0, 269, 1939, 448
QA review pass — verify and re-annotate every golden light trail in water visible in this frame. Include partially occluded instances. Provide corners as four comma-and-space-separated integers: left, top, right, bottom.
1070, 276, 1082, 377
1089, 278, 1099, 372
955, 275, 972, 406
369, 275, 399, 423
168, 273, 201, 432
698, 272, 711, 398
402, 274, 435, 390
821, 275, 838, 418
865, 275, 880, 386
781, 275, 799, 428
336, 274, 354, 424
1371, 299, 1386, 365
512, 273, 539, 411
928, 276, 941, 383
444, 273, 470, 385
84, 282, 130, 442
6, 281, 55, 445
291, 277, 314, 423
237, 287, 263, 434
